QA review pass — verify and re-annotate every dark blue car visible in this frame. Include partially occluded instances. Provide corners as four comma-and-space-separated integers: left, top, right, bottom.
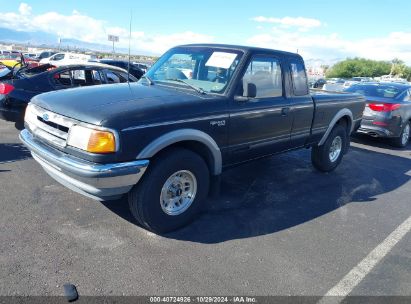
0, 63, 137, 128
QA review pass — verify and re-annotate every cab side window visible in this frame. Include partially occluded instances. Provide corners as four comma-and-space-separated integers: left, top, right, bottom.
290, 60, 309, 96
241, 56, 283, 99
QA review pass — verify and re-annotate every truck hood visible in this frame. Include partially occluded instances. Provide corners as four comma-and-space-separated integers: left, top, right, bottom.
30, 83, 208, 128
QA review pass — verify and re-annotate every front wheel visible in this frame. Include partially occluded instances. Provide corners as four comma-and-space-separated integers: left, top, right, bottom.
128, 148, 210, 233
392, 121, 410, 148
311, 124, 348, 172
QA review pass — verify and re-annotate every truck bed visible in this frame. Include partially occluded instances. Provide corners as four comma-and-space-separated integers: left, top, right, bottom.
309, 91, 365, 144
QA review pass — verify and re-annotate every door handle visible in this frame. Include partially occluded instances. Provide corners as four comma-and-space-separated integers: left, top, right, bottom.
281, 107, 290, 116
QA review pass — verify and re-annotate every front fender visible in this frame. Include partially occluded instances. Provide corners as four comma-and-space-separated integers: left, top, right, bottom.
136, 128, 222, 175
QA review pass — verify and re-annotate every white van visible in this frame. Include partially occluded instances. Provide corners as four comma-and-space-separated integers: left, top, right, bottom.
39, 52, 96, 66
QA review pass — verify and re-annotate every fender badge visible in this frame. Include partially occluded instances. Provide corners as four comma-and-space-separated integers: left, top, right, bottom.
210, 120, 226, 127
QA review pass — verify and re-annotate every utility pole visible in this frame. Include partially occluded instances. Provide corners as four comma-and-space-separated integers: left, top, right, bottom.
108, 35, 119, 58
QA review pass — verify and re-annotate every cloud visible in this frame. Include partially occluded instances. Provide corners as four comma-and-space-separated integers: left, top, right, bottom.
0, 3, 214, 54
252, 16, 322, 29
247, 23, 411, 65
18, 3, 31, 15
129, 31, 214, 55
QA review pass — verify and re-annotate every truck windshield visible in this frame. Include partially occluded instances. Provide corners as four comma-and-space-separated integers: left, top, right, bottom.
143, 47, 243, 94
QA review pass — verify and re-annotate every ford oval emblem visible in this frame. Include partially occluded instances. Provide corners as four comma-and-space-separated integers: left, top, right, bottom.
42, 113, 49, 121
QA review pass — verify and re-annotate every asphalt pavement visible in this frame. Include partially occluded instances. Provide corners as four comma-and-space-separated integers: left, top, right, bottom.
1, 119, 410, 298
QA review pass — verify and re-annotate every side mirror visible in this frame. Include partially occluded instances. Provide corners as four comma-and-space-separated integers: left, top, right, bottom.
234, 82, 257, 102
234, 83, 257, 102
244, 82, 257, 98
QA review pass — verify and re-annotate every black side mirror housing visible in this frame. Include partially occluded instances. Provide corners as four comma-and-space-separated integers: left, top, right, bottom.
246, 83, 257, 98
235, 83, 257, 102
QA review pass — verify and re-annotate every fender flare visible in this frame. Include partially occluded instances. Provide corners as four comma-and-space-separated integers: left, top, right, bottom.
136, 129, 222, 175
318, 108, 353, 146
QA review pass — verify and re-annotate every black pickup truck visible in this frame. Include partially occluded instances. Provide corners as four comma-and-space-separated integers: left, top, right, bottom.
20, 44, 365, 233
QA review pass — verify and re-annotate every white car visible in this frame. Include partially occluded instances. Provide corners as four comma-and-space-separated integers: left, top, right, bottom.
23, 53, 38, 59
343, 77, 372, 88
326, 78, 344, 84
380, 75, 408, 84
323, 83, 345, 91
39, 52, 96, 66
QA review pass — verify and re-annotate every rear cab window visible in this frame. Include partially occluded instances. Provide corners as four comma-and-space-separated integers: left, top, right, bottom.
290, 59, 309, 96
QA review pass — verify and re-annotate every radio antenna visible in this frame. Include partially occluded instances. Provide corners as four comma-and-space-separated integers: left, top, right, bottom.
127, 9, 132, 83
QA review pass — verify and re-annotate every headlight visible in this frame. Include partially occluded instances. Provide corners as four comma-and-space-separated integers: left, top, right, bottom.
67, 125, 117, 154
24, 103, 37, 125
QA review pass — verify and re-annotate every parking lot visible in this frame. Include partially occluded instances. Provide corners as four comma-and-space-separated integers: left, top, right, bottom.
1, 118, 411, 297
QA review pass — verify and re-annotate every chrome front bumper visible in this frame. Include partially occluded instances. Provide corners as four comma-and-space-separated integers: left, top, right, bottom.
20, 129, 149, 201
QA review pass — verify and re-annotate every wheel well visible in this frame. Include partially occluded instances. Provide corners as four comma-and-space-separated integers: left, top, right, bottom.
150, 141, 215, 176
336, 115, 352, 136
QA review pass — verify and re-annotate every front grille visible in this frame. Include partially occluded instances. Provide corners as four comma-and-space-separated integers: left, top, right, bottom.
37, 116, 70, 133
25, 104, 78, 148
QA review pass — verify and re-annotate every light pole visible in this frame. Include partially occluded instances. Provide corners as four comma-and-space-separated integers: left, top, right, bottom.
108, 35, 119, 58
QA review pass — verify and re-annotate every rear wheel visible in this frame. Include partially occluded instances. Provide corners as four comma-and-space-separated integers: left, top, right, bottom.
128, 148, 209, 233
311, 124, 348, 172
392, 121, 410, 148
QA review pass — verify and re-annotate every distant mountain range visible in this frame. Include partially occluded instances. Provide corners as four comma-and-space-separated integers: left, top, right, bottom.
0, 27, 156, 56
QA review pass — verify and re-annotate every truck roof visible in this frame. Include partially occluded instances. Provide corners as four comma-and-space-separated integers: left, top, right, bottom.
176, 43, 303, 60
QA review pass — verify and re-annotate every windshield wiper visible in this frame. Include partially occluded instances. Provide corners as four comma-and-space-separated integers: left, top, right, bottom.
141, 75, 154, 85
168, 79, 206, 95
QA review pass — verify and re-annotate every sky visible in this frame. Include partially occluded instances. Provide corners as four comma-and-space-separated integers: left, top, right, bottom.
1, 0, 411, 64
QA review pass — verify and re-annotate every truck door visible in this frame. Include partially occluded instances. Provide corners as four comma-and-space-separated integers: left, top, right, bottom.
228, 54, 293, 164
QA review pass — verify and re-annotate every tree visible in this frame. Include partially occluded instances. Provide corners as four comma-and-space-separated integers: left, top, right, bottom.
390, 58, 408, 78
325, 58, 391, 78
403, 66, 411, 81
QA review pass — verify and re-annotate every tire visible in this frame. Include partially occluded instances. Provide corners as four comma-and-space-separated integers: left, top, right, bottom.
311, 124, 348, 172
128, 148, 210, 233
391, 121, 410, 148
14, 120, 24, 130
